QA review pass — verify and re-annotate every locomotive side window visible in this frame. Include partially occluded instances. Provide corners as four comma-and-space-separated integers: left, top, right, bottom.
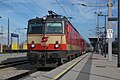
45, 22, 63, 34
28, 23, 44, 34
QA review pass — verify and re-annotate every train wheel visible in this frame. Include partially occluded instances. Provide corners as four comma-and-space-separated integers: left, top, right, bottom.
57, 59, 62, 66
67, 56, 71, 61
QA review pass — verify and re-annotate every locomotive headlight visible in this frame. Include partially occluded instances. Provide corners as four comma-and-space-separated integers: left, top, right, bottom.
55, 44, 59, 48
54, 41, 59, 48
31, 41, 35, 48
31, 44, 35, 48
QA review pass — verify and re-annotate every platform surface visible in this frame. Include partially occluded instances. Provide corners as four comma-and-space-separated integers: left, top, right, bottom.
0, 53, 27, 64
37, 52, 120, 80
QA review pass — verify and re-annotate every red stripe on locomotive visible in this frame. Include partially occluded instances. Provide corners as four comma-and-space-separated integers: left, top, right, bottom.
28, 44, 66, 50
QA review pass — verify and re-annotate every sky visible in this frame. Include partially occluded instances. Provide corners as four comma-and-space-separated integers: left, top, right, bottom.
0, 0, 118, 45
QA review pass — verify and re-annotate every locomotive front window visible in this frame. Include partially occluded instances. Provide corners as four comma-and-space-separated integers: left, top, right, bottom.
28, 23, 44, 34
45, 22, 63, 34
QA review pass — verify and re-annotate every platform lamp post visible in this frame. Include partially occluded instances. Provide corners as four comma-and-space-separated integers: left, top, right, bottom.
74, 2, 117, 7
0, 16, 3, 53
103, 15, 107, 58
98, 13, 108, 58
118, 0, 120, 67
8, 18, 10, 53
13, 28, 27, 33
94, 12, 104, 54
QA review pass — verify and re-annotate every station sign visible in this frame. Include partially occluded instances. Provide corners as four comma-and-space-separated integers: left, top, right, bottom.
107, 29, 113, 38
11, 33, 19, 37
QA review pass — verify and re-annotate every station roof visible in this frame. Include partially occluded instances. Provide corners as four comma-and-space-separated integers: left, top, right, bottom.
88, 38, 98, 47
89, 37, 106, 47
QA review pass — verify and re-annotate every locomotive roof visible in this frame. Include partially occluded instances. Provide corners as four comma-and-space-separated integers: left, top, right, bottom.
28, 17, 44, 23
46, 16, 67, 21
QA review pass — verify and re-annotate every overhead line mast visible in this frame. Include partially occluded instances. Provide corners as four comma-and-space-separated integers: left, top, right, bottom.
108, 0, 113, 61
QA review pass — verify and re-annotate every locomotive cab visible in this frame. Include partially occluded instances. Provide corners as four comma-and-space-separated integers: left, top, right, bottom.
27, 12, 68, 67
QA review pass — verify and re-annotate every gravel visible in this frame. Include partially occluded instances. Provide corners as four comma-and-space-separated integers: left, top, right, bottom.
0, 63, 35, 79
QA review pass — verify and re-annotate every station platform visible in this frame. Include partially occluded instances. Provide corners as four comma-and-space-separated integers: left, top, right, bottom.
0, 53, 27, 64
38, 52, 120, 80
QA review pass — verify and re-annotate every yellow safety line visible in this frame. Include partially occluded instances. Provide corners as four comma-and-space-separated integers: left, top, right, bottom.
52, 54, 88, 80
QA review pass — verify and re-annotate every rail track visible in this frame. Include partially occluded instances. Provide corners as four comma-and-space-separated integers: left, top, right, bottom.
0, 60, 30, 79
6, 67, 53, 80
0, 60, 53, 80
0, 59, 28, 69
6, 68, 39, 80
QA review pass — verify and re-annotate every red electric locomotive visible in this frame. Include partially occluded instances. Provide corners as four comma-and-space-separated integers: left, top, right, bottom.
27, 11, 88, 67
